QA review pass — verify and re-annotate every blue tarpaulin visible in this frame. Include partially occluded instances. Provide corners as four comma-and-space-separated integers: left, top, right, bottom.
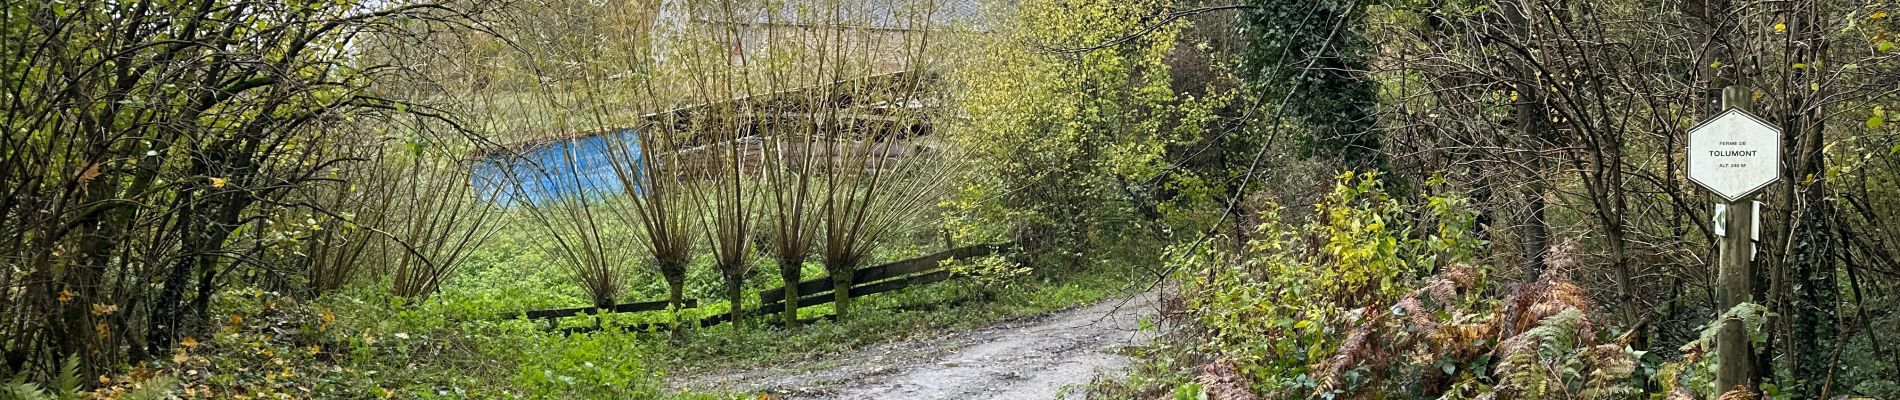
471, 129, 643, 204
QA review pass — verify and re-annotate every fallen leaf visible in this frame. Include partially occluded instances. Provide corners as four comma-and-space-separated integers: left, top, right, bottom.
76, 163, 102, 183
209, 177, 227, 188
58, 289, 74, 303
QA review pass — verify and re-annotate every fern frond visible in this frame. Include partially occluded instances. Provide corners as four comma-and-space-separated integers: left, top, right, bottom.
3, 374, 50, 400
52, 356, 79, 400
1680, 302, 1773, 355
117, 376, 178, 400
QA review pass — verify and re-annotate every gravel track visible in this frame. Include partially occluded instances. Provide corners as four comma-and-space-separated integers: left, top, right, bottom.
672, 292, 1160, 399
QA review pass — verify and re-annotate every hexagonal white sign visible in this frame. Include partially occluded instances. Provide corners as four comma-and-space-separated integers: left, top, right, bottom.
1687, 109, 1780, 201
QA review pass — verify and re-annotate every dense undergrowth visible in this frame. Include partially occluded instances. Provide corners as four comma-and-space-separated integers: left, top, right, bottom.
1093, 173, 1900, 399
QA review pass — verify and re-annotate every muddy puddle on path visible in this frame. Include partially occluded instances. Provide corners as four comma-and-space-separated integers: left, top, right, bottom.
671, 292, 1161, 400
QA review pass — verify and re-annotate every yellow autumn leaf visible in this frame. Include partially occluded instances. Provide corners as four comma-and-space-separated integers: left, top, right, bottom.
76, 163, 101, 182
181, 336, 199, 349
1871, 11, 1889, 20
209, 177, 227, 188
91, 303, 118, 316
1775, 22, 1786, 32
58, 289, 74, 303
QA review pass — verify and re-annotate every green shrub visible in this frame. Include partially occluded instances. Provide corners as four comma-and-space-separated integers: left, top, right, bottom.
1176, 171, 1446, 394
514, 329, 665, 399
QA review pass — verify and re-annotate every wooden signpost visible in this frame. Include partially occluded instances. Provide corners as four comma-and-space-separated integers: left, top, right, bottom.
1686, 86, 1780, 395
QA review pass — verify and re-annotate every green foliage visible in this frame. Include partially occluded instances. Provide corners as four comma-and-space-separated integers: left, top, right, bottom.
1172, 382, 1206, 400
1173, 172, 1464, 395
943, 255, 1033, 283
4, 356, 175, 400
514, 330, 664, 398
1243, 0, 1386, 172
1491, 309, 1642, 400
1654, 302, 1777, 397
1141, 173, 1666, 399
950, 0, 1229, 268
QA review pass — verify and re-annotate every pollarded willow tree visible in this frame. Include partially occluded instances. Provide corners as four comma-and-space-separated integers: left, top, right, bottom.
295, 133, 501, 302
657, 0, 963, 325
609, 128, 699, 315
447, 0, 672, 311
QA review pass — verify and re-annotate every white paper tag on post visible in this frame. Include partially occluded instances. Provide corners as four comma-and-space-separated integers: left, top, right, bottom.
1751, 201, 1763, 260
1752, 201, 1762, 242
1713, 203, 1726, 237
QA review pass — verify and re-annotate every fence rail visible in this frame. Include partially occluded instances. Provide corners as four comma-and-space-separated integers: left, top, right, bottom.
499, 243, 1008, 332
759, 243, 1003, 306
497, 298, 697, 321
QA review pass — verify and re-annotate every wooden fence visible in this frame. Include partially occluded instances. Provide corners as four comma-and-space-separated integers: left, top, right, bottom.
496, 243, 1008, 332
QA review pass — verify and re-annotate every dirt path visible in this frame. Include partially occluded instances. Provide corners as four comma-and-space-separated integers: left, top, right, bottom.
672, 292, 1160, 399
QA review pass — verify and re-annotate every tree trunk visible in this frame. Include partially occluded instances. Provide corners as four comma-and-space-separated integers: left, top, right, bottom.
1498, 0, 1552, 278
148, 190, 246, 356
1518, 188, 1551, 275
1781, 4, 1837, 396
667, 278, 685, 313
725, 273, 745, 331
831, 271, 853, 321
780, 259, 801, 327
666, 277, 686, 335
